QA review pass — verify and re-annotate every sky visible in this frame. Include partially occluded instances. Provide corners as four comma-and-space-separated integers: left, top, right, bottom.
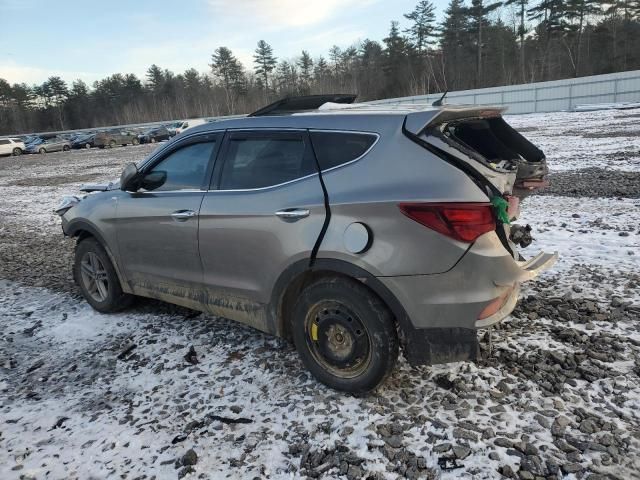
0, 0, 452, 87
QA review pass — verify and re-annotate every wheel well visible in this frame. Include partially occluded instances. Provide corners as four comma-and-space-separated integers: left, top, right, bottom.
278, 269, 397, 342
75, 229, 95, 245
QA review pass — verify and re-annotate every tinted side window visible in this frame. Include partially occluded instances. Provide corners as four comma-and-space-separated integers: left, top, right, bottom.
219, 135, 312, 189
147, 141, 215, 191
310, 131, 376, 170
0, 139, 10, 145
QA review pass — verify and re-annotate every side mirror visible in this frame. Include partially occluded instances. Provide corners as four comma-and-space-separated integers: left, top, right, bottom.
140, 171, 167, 191
120, 162, 140, 192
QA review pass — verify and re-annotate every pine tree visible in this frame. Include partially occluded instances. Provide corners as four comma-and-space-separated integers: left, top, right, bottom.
403, 0, 438, 52
383, 21, 412, 95
440, 0, 471, 89
210, 47, 246, 113
146, 64, 165, 92
297, 50, 314, 92
504, 0, 530, 81
565, 0, 602, 75
464, 0, 503, 86
253, 40, 277, 92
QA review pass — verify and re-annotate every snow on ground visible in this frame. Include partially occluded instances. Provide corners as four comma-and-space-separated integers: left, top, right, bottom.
508, 109, 640, 172
1, 110, 640, 480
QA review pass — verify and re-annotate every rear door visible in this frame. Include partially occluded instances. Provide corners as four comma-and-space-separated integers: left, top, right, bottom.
198, 129, 326, 331
116, 132, 221, 303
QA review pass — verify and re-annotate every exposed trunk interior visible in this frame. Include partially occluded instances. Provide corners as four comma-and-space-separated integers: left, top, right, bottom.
445, 117, 544, 164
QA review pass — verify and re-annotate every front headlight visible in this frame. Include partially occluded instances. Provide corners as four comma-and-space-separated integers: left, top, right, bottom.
55, 195, 81, 216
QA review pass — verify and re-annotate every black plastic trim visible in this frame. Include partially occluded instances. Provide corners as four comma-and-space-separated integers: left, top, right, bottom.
249, 94, 357, 117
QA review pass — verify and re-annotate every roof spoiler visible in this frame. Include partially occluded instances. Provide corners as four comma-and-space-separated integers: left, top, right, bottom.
249, 94, 357, 117
404, 105, 507, 136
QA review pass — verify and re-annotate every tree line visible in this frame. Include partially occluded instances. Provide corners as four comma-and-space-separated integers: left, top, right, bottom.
1, 0, 640, 135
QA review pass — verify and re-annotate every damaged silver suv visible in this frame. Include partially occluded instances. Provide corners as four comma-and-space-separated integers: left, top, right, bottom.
57, 95, 557, 393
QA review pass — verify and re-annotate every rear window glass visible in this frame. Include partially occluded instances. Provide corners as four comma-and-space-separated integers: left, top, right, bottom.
310, 131, 376, 170
220, 136, 312, 190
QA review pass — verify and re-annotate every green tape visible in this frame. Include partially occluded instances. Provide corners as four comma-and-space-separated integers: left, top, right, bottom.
491, 196, 510, 224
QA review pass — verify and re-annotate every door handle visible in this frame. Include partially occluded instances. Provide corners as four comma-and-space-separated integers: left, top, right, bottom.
275, 208, 310, 220
171, 210, 197, 220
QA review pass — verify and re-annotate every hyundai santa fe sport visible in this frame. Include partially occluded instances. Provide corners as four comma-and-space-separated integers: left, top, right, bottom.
56, 94, 557, 393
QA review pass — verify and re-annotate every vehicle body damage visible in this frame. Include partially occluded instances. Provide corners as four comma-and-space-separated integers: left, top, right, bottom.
57, 96, 556, 392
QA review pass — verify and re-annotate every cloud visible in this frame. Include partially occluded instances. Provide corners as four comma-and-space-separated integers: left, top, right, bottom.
0, 60, 101, 85
207, 0, 377, 29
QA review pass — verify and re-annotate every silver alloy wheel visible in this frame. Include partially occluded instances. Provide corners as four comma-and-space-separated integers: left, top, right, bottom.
80, 252, 109, 302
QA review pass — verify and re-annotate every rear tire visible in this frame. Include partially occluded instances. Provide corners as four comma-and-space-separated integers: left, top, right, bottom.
151, 138, 156, 143
74, 238, 133, 313
109, 140, 116, 148
63, 145, 70, 151
291, 276, 398, 394
12, 147, 22, 156
39, 147, 46, 154
85, 143, 91, 149
132, 137, 139, 145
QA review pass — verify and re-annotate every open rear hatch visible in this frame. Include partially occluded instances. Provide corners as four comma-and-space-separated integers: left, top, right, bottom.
403, 105, 556, 273
405, 105, 548, 198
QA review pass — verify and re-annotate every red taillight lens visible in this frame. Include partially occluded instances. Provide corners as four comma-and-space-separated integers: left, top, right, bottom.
399, 202, 496, 243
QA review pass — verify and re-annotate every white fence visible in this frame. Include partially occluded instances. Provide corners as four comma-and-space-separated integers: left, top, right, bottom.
366, 69, 640, 115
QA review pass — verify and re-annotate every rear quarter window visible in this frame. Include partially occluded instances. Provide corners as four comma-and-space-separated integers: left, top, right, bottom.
310, 131, 377, 170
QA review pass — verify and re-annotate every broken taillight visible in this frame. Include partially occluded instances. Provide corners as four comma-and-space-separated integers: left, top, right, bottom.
399, 202, 496, 243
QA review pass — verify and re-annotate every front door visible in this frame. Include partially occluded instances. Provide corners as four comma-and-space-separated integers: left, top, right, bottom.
198, 130, 326, 331
116, 134, 221, 305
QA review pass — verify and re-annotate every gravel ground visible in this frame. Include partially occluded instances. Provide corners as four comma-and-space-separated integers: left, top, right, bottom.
539, 168, 640, 198
1, 110, 640, 480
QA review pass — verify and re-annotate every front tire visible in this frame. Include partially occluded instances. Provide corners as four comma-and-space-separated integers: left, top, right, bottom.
39, 147, 46, 154
63, 145, 70, 151
12, 147, 22, 156
108, 140, 116, 149
292, 276, 398, 394
74, 238, 133, 313
132, 137, 139, 145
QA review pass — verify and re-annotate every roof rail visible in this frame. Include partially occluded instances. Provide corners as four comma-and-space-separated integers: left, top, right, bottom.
248, 94, 357, 117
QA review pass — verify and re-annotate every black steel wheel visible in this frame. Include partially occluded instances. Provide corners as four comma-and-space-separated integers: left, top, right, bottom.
74, 238, 133, 313
292, 276, 398, 393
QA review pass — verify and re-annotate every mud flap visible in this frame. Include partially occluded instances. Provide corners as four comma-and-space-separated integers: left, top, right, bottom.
404, 327, 479, 366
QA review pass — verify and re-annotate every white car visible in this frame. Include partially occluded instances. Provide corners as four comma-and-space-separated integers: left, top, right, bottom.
0, 138, 25, 156
174, 118, 208, 135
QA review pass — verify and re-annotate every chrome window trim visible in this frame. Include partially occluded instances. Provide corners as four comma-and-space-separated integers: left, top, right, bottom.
209, 129, 380, 194
135, 189, 205, 194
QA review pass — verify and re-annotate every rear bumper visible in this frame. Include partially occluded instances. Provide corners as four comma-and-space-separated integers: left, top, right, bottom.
379, 232, 557, 365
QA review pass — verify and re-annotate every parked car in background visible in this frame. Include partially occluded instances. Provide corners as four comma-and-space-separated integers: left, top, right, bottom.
0, 138, 26, 156
94, 130, 140, 149
174, 118, 208, 135
24, 136, 42, 147
138, 126, 171, 144
56, 94, 556, 393
165, 121, 183, 136
25, 136, 71, 154
71, 133, 96, 149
